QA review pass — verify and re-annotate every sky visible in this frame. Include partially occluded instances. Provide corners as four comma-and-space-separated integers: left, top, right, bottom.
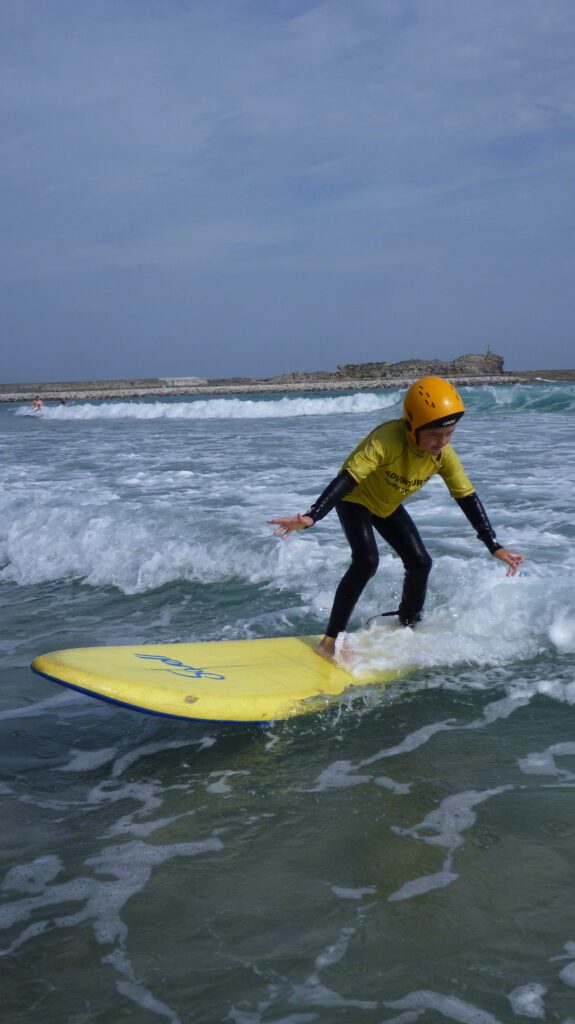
1, 0, 574, 383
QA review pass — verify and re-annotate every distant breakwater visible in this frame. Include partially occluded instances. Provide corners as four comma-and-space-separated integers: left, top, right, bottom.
0, 374, 544, 404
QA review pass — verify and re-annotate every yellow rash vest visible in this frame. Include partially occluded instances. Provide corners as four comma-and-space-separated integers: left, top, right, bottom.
340, 418, 475, 518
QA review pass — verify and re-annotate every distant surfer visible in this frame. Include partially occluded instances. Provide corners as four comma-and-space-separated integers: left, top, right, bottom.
269, 376, 524, 662
31, 395, 43, 414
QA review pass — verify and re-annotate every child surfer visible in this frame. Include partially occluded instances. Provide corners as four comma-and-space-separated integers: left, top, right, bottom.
269, 376, 524, 662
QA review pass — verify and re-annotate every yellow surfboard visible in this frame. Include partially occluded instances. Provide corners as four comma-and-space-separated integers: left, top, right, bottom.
32, 636, 399, 722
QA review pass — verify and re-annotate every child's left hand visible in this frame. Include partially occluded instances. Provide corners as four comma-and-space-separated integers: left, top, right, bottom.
493, 548, 524, 576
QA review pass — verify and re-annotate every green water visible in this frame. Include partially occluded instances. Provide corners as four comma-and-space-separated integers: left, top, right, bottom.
2, 388, 575, 1022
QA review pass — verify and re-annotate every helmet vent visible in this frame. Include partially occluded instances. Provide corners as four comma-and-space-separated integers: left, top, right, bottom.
417, 385, 435, 408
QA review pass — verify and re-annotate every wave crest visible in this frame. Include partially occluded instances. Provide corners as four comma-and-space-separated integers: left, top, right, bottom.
16, 391, 401, 422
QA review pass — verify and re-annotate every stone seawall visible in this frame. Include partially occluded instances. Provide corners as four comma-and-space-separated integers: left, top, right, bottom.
0, 375, 531, 403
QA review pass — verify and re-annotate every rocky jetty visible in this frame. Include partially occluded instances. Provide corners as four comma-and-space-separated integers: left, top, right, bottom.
1, 353, 569, 403
336, 352, 504, 379
264, 352, 504, 384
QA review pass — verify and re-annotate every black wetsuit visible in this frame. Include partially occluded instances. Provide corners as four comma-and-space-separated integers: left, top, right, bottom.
305, 467, 501, 638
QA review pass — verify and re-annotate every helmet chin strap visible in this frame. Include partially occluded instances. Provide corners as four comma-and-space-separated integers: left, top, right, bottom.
413, 412, 464, 444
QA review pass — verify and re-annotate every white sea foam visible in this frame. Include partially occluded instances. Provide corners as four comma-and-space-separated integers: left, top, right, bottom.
290, 925, 378, 1009
508, 983, 547, 1018
385, 990, 504, 1023
2, 855, 63, 894
375, 775, 412, 794
337, 558, 575, 686
551, 943, 575, 991
306, 760, 373, 792
388, 870, 459, 902
59, 748, 118, 772
110, 737, 216, 777
1, 693, 77, 718
107, 813, 192, 839
204, 770, 249, 795
0, 515, 277, 591
464, 689, 534, 729
388, 787, 512, 901
304, 720, 454, 794
392, 787, 512, 851
104, 948, 181, 1024
519, 742, 575, 784
330, 885, 377, 900
382, 1013, 422, 1024
229, 1012, 316, 1024
16, 382, 575, 424
0, 836, 224, 959
559, 962, 575, 987
0, 500, 336, 595
553, 941, 575, 960
361, 721, 456, 763
305, 718, 494, 798
548, 613, 575, 653
18, 391, 400, 422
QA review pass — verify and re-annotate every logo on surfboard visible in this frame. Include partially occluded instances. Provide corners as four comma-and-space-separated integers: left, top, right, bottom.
134, 654, 226, 681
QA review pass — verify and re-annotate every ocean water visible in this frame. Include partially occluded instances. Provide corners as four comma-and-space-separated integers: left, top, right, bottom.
1, 383, 575, 1024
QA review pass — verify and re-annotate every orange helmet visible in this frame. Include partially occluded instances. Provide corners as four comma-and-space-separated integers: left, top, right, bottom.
403, 376, 465, 441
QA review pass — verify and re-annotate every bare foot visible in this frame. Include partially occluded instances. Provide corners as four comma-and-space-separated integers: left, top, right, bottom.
315, 636, 336, 663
